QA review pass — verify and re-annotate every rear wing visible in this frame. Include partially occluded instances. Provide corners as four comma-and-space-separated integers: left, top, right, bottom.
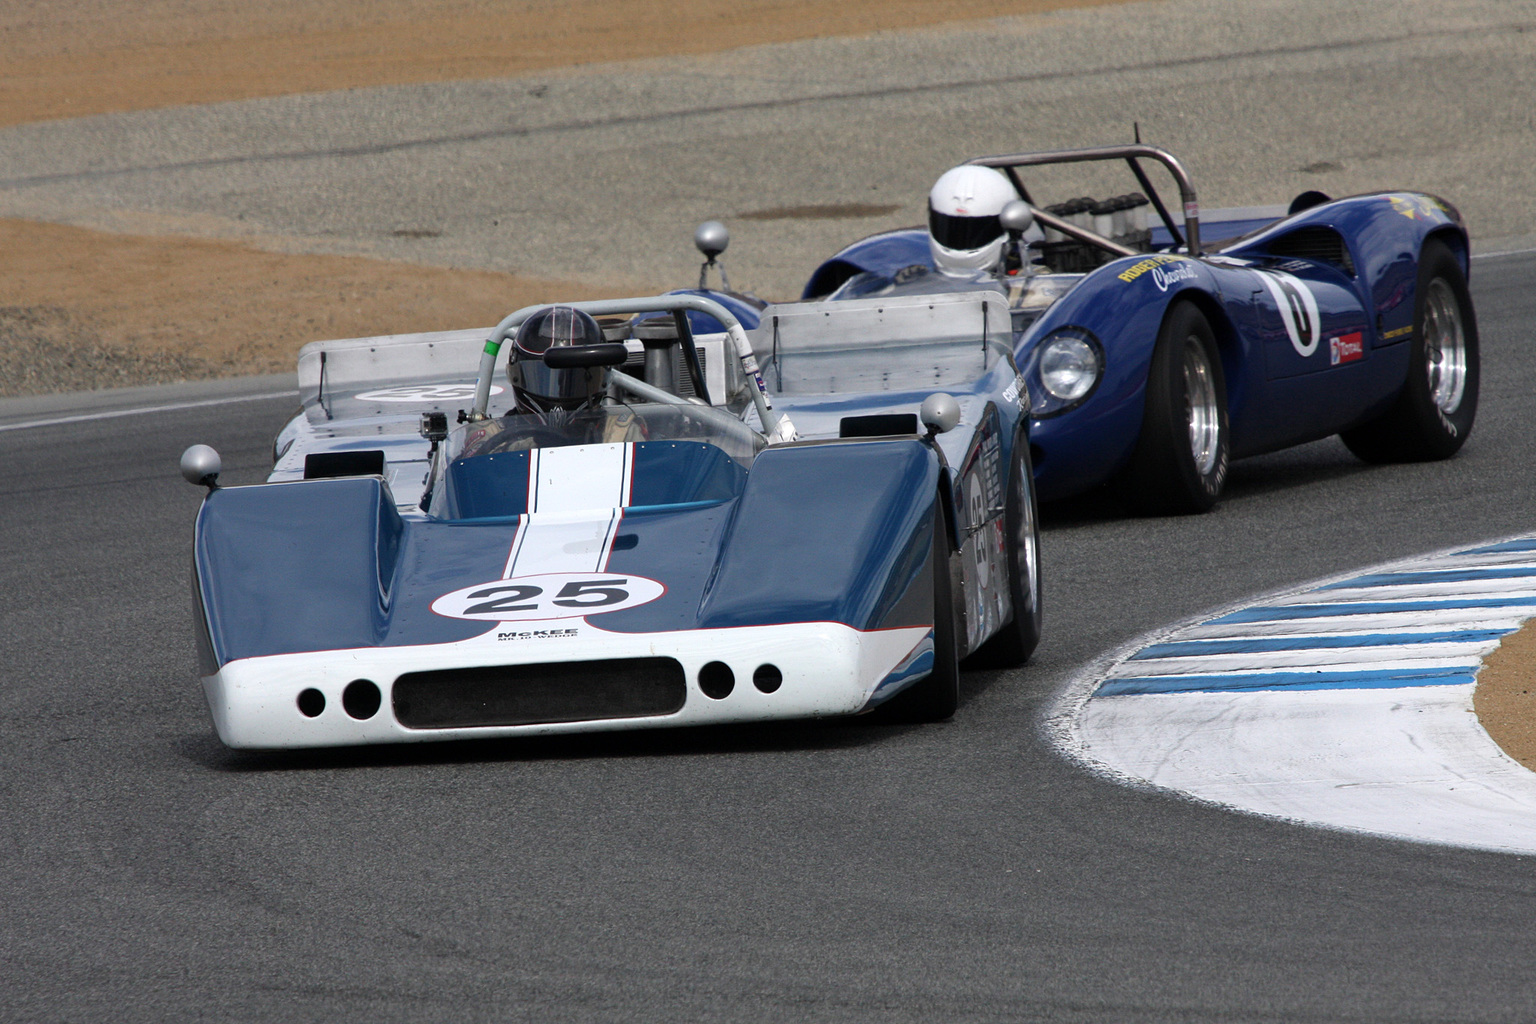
296, 328, 490, 395
752, 290, 1014, 396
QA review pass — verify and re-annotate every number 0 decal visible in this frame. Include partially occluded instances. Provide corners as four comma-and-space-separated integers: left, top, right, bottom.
1256, 270, 1322, 357
431, 572, 666, 621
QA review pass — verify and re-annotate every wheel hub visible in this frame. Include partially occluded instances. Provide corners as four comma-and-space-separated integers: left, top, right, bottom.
1182, 337, 1221, 475
1423, 277, 1467, 414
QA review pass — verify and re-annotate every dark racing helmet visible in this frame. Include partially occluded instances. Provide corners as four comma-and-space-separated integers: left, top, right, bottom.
508, 306, 609, 412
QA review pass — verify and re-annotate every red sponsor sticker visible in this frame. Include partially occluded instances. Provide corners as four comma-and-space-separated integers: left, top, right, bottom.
1329, 331, 1364, 366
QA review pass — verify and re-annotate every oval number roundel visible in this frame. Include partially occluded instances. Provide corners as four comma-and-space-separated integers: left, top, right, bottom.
431, 572, 666, 622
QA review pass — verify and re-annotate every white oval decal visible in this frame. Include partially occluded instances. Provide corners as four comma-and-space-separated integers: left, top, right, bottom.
355, 383, 503, 403
1256, 270, 1322, 357
431, 572, 665, 622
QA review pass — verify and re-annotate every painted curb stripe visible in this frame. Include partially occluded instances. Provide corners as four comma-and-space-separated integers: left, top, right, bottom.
1210, 595, 1536, 624
1130, 628, 1511, 659
1099, 666, 1477, 696
1064, 531, 1536, 855
1462, 539, 1536, 554
1319, 567, 1536, 589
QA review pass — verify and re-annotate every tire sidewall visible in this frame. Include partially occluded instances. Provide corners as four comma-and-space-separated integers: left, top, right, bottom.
1002, 427, 1042, 658
1127, 301, 1230, 513
1405, 239, 1479, 453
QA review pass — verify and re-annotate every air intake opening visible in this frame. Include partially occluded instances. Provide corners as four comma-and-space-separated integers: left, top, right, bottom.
753, 664, 783, 693
393, 658, 686, 729
699, 662, 735, 699
342, 679, 382, 720
297, 688, 326, 718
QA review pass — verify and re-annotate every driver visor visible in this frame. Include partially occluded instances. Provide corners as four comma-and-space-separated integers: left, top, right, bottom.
514, 355, 591, 409
929, 208, 1003, 252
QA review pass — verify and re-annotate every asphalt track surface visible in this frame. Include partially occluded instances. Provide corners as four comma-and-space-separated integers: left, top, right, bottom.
0, 251, 1532, 1021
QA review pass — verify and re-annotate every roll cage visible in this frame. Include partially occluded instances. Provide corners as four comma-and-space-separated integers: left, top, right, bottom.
965, 143, 1202, 258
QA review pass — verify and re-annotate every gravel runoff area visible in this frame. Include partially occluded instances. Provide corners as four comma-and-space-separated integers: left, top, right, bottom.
0, 0, 1122, 396
1478, 621, 1536, 772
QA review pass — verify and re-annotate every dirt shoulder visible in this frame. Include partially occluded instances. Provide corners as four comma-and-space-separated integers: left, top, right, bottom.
0, 219, 622, 396
1476, 622, 1536, 773
2, 1, 1123, 129
0, 0, 1119, 393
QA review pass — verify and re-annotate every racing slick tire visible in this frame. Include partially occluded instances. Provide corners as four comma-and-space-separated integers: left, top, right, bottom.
1121, 302, 1230, 515
1340, 238, 1479, 463
873, 499, 961, 723
967, 429, 1042, 668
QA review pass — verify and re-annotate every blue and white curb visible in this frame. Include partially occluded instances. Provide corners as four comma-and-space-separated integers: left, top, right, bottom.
1048, 536, 1536, 856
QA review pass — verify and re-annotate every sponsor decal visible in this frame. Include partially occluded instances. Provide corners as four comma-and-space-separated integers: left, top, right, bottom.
1117, 254, 1190, 284
432, 572, 666, 622
497, 628, 579, 641
1381, 324, 1414, 341
1329, 332, 1364, 366
1002, 374, 1025, 406
1183, 200, 1199, 220
1388, 194, 1449, 221
356, 383, 502, 403
1151, 262, 1197, 292
1256, 270, 1322, 357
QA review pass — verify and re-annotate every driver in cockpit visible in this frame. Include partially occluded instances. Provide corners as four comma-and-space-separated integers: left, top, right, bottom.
460, 305, 645, 456
829, 165, 1033, 301
925, 164, 1026, 278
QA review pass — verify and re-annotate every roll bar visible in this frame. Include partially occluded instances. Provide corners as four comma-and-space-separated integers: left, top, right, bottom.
966, 144, 1201, 256
604, 366, 766, 453
471, 294, 795, 442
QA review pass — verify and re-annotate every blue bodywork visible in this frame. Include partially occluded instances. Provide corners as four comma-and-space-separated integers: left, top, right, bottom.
791, 192, 1469, 501
191, 285, 1033, 704
194, 439, 943, 670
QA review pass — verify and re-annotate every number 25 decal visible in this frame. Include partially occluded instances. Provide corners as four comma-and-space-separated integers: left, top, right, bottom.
431, 572, 666, 621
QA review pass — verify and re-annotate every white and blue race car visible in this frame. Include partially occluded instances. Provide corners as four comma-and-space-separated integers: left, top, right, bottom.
183, 291, 1040, 748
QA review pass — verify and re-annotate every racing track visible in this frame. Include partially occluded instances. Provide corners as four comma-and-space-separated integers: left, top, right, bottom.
2, 252, 1535, 1021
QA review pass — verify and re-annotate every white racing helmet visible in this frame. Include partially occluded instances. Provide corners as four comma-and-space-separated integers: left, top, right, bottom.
927, 165, 1020, 276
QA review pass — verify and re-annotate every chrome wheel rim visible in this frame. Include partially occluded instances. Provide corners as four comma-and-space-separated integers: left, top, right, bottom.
1423, 277, 1467, 414
1183, 338, 1220, 476
1014, 456, 1039, 619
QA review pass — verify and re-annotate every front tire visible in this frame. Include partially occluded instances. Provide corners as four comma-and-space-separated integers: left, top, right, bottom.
1121, 302, 1230, 515
875, 500, 961, 722
1340, 238, 1478, 462
968, 429, 1042, 667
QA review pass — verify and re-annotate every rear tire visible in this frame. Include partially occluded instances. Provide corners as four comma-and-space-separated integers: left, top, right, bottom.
1121, 303, 1230, 515
875, 500, 960, 723
968, 430, 1042, 667
1340, 238, 1478, 462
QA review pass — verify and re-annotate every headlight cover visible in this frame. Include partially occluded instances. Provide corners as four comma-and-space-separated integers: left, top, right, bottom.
1024, 327, 1104, 418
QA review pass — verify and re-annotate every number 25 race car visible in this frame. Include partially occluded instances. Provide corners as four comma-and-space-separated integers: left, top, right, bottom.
795, 144, 1479, 513
182, 291, 1041, 749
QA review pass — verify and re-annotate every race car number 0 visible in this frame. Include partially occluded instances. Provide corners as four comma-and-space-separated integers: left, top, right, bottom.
431, 572, 665, 621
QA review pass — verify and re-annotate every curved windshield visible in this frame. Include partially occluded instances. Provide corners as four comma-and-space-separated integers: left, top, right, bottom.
446, 401, 765, 467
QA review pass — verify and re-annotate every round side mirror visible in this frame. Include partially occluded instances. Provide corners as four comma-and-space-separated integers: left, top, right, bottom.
180, 444, 222, 488
694, 220, 729, 259
1000, 200, 1035, 235
920, 393, 961, 435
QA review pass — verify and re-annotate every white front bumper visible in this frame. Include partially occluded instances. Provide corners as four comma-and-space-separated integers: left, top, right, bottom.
203, 621, 932, 749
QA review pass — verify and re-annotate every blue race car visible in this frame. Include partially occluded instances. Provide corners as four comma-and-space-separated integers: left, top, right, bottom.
182, 291, 1040, 749
787, 144, 1478, 513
